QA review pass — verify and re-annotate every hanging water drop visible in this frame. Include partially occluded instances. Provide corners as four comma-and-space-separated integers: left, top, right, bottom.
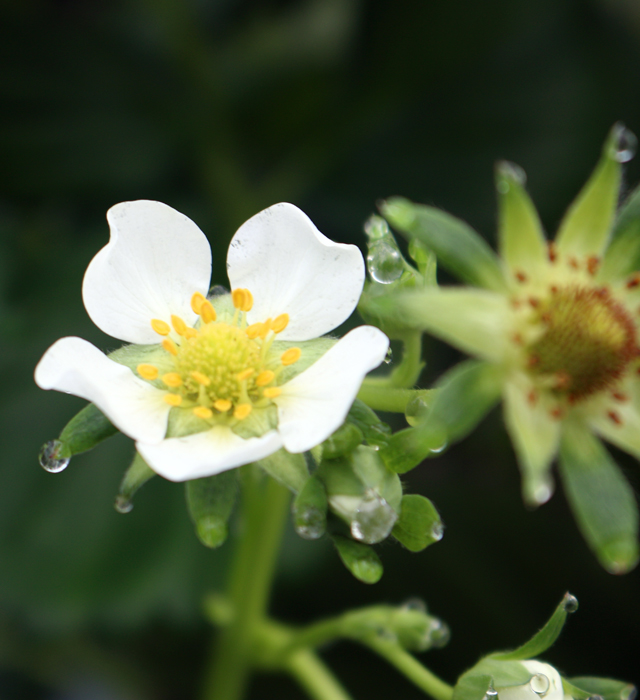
429, 439, 448, 455
364, 215, 390, 242
612, 124, 637, 163
350, 490, 398, 544
427, 618, 451, 648
430, 521, 445, 541
384, 346, 393, 365
294, 506, 325, 540
114, 495, 134, 514
367, 239, 404, 284
562, 592, 579, 613
405, 395, 430, 426
402, 597, 427, 613
496, 161, 527, 193
531, 480, 553, 505
621, 685, 637, 700
39, 440, 70, 473
484, 683, 499, 700
529, 674, 550, 696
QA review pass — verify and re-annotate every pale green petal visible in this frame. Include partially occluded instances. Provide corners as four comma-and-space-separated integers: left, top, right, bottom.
555, 124, 623, 259
503, 378, 560, 506
598, 183, 640, 282
381, 197, 509, 293
495, 161, 548, 279
371, 288, 512, 363
587, 377, 640, 460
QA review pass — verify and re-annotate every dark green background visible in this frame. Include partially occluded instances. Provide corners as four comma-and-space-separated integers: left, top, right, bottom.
1, 1, 639, 698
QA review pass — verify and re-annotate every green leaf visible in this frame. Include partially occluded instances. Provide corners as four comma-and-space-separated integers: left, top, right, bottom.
565, 677, 637, 700
54, 403, 119, 458
346, 399, 392, 448
555, 123, 624, 259
381, 197, 508, 292
292, 475, 328, 540
559, 421, 639, 574
321, 422, 364, 460
114, 451, 156, 513
492, 592, 577, 660
257, 449, 308, 493
185, 470, 239, 548
599, 182, 640, 282
392, 494, 443, 551
332, 535, 383, 584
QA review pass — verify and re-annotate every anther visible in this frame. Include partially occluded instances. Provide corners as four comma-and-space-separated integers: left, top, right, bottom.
164, 394, 182, 406
281, 347, 302, 366
528, 297, 539, 309
550, 407, 564, 420
162, 338, 178, 356
200, 300, 216, 324
191, 371, 211, 386
236, 368, 254, 382
568, 257, 579, 270
256, 370, 275, 386
608, 410, 623, 425
527, 390, 538, 406
548, 243, 557, 263
587, 256, 600, 276
246, 323, 263, 339
151, 319, 171, 336
263, 387, 282, 398
259, 319, 272, 339
512, 333, 523, 346
193, 406, 213, 419
232, 288, 254, 312
626, 273, 640, 289
271, 313, 290, 333
191, 292, 206, 314
162, 373, 183, 388
234, 403, 252, 420
137, 364, 159, 380
214, 399, 232, 412
171, 315, 187, 336
514, 270, 527, 284
612, 392, 629, 402
184, 328, 198, 340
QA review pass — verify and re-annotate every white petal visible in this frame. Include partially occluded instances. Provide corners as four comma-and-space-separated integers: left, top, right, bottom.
83, 200, 212, 344
227, 203, 364, 340
34, 337, 170, 444
498, 661, 564, 700
275, 326, 389, 453
136, 426, 283, 481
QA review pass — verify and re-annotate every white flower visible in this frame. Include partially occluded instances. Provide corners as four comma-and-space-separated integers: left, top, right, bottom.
35, 201, 388, 481
496, 661, 568, 700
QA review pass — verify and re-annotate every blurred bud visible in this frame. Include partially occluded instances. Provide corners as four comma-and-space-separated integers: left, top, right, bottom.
392, 494, 444, 552
332, 535, 383, 584
186, 470, 239, 548
292, 475, 328, 540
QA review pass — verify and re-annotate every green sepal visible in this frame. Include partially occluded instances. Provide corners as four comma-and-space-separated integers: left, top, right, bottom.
332, 535, 383, 584
408, 238, 437, 284
599, 182, 640, 282
379, 420, 447, 474
292, 474, 328, 540
555, 123, 624, 259
50, 403, 119, 459
453, 659, 532, 700
380, 197, 508, 293
321, 422, 365, 460
392, 494, 443, 551
491, 592, 576, 661
257, 449, 308, 494
346, 399, 392, 448
185, 470, 239, 548
559, 421, 639, 574
564, 677, 637, 700
114, 452, 156, 513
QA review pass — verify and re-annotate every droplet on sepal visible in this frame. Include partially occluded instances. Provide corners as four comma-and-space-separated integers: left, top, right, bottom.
429, 439, 447, 455
430, 521, 445, 541
562, 592, 579, 613
531, 480, 553, 505
496, 161, 527, 193
402, 597, 427, 613
405, 395, 429, 426
427, 618, 451, 648
367, 239, 404, 284
529, 674, 550, 696
114, 495, 134, 514
350, 489, 398, 544
621, 685, 637, 700
364, 215, 390, 242
384, 347, 393, 365
611, 123, 637, 163
294, 506, 325, 540
484, 683, 498, 700
39, 440, 70, 473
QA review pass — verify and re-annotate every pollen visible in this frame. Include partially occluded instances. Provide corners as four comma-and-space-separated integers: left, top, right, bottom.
193, 406, 213, 420
232, 288, 254, 312
256, 370, 275, 386
234, 403, 252, 420
164, 393, 182, 406
281, 347, 302, 366
191, 292, 206, 314
151, 319, 171, 335
137, 364, 158, 380
263, 387, 282, 398
200, 300, 216, 324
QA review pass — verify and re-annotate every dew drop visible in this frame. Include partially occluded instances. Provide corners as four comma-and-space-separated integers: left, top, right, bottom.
430, 521, 445, 541
428, 618, 451, 648
367, 239, 404, 284
114, 495, 134, 514
530, 674, 550, 696
531, 481, 553, 505
39, 440, 70, 473
562, 592, 579, 613
405, 395, 429, 426
402, 597, 427, 613
497, 161, 527, 192
384, 347, 393, 365
612, 124, 637, 163
484, 684, 499, 700
621, 685, 637, 700
295, 507, 325, 540
350, 490, 398, 544
364, 215, 390, 242
430, 440, 448, 455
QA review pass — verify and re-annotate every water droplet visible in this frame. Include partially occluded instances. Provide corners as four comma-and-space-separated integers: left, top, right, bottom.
429, 440, 447, 455
402, 597, 427, 613
612, 124, 637, 163
588, 695, 605, 700
427, 618, 451, 648
497, 161, 527, 192
562, 592, 579, 613
384, 347, 393, 365
350, 490, 398, 544
364, 215, 390, 242
531, 481, 553, 505
405, 396, 429, 426
367, 239, 404, 284
621, 685, 637, 700
295, 507, 325, 540
430, 521, 444, 541
484, 684, 499, 700
114, 495, 134, 514
39, 440, 70, 473
209, 285, 229, 297
376, 627, 398, 642
529, 674, 550, 696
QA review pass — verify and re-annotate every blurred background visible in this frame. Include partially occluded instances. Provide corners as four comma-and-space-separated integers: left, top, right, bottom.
2, 0, 640, 698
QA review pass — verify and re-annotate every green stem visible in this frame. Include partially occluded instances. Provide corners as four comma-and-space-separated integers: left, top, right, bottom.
364, 636, 453, 700
201, 467, 291, 700
390, 332, 424, 388
286, 650, 355, 700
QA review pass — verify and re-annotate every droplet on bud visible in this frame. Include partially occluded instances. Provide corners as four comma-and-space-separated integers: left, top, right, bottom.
384, 347, 393, 365
427, 618, 451, 648
350, 490, 398, 544
402, 597, 427, 613
39, 440, 70, 473
294, 506, 325, 540
367, 239, 404, 284
484, 684, 499, 700
529, 674, 550, 696
611, 123, 637, 163
430, 522, 445, 541
562, 592, 579, 613
364, 215, 390, 242
496, 161, 527, 193
114, 495, 134, 514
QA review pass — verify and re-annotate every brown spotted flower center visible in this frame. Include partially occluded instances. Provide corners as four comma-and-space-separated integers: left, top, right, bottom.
526, 286, 638, 401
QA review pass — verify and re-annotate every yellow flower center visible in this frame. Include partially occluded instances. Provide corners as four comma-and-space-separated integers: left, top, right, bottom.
136, 289, 300, 423
525, 285, 637, 402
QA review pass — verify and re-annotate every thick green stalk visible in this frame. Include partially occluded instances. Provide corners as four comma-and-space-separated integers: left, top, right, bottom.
201, 467, 291, 700
286, 650, 355, 700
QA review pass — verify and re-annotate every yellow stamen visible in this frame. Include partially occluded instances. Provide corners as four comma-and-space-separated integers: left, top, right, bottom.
164, 393, 182, 406
151, 319, 170, 336
214, 399, 232, 412
246, 323, 263, 339
271, 313, 289, 334
281, 347, 302, 366
162, 372, 183, 388
234, 403, 252, 420
193, 406, 213, 419
256, 370, 275, 386
184, 327, 198, 340
200, 300, 216, 324
191, 292, 206, 314
232, 288, 253, 312
237, 368, 254, 382
162, 338, 178, 356
260, 318, 272, 339
191, 371, 211, 386
263, 387, 282, 399
137, 364, 158, 380
171, 314, 187, 336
